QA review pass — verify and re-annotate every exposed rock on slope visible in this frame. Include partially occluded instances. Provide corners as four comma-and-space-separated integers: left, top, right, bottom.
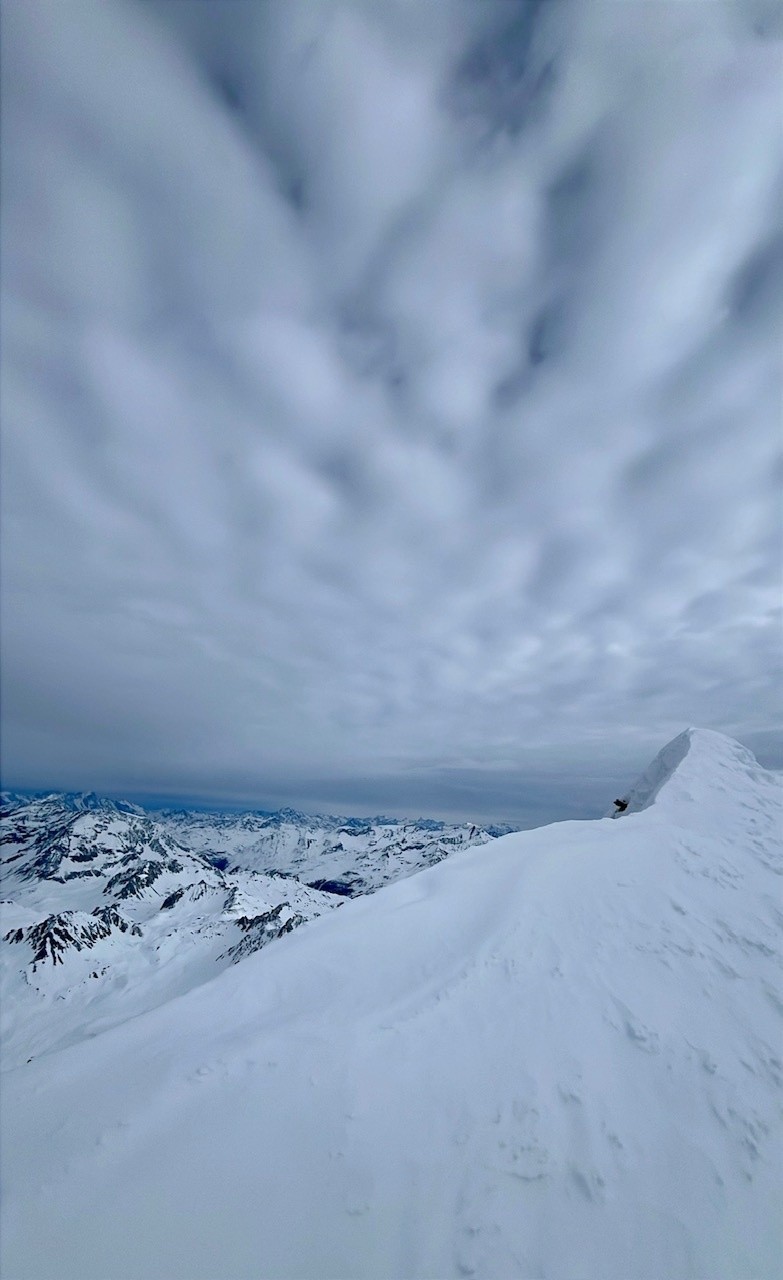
1, 793, 501, 1066
0, 797, 338, 1065
154, 807, 508, 895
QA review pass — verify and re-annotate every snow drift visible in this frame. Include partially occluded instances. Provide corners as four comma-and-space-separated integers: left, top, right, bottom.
1, 729, 781, 1280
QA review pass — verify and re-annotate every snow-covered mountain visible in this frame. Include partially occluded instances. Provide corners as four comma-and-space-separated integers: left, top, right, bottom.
0, 794, 501, 1069
154, 806, 510, 895
0, 796, 338, 1068
2, 729, 781, 1279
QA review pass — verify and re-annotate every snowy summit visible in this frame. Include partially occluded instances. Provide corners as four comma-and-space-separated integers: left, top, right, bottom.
1, 728, 781, 1279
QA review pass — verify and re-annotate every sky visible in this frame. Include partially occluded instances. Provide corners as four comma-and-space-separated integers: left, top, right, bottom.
1, 0, 781, 826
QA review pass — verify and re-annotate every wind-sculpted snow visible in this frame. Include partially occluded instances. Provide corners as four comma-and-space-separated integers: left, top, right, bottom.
608, 727, 774, 822
1, 731, 781, 1279
607, 726, 693, 816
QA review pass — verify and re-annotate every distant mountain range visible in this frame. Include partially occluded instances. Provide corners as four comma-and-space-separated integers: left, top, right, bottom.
151, 804, 512, 895
0, 791, 508, 1067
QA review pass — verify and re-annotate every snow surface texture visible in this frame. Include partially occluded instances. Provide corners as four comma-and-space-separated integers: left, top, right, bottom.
2, 729, 782, 1279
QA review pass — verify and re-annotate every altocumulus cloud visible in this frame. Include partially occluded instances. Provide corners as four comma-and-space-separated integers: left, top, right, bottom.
1, 0, 781, 822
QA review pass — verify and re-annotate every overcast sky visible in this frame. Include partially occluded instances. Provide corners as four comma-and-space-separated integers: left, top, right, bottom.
1, 0, 781, 825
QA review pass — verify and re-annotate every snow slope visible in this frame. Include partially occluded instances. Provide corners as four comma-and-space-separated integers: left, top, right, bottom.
0, 798, 338, 1068
1, 729, 781, 1279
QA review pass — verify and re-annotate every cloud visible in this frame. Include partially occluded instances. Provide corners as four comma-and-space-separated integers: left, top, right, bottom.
1, 0, 781, 820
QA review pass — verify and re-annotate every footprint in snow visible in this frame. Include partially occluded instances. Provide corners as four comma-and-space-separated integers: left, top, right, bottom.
570, 1164, 606, 1201
607, 997, 661, 1054
492, 1103, 551, 1181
